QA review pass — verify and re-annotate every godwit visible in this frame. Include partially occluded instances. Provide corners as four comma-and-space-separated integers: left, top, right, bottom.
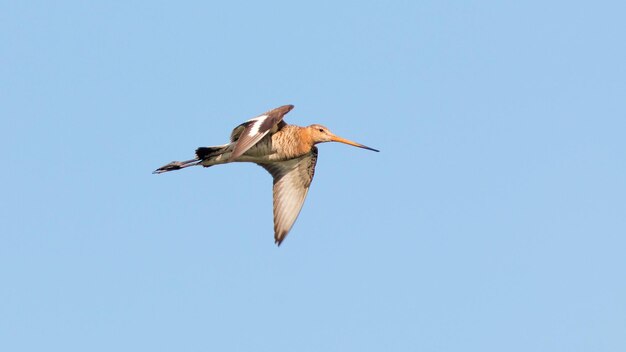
154, 105, 379, 245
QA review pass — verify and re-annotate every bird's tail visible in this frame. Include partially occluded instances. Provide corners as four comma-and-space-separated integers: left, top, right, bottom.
153, 144, 229, 174
195, 145, 228, 160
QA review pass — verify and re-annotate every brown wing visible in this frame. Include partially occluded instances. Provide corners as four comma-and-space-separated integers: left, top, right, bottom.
258, 147, 318, 246
229, 105, 293, 161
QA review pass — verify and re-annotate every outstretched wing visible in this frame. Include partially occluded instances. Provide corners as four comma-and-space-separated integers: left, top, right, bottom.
229, 105, 294, 161
258, 147, 318, 246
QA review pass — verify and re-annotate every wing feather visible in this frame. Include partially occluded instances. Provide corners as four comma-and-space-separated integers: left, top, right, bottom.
230, 105, 293, 160
258, 147, 318, 245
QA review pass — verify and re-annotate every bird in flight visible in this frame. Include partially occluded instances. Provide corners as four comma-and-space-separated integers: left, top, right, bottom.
154, 105, 379, 245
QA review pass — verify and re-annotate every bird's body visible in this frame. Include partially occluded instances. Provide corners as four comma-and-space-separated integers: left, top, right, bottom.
197, 125, 314, 166
154, 105, 378, 245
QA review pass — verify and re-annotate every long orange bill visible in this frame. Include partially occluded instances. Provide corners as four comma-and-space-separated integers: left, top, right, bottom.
330, 135, 380, 152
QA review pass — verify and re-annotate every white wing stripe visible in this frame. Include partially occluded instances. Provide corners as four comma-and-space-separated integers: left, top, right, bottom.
246, 115, 267, 137
229, 105, 293, 161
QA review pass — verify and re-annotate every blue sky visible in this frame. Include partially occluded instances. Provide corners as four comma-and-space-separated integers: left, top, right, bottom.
1, 1, 625, 351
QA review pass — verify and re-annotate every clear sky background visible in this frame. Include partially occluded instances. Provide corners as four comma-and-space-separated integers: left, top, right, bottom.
1, 1, 625, 351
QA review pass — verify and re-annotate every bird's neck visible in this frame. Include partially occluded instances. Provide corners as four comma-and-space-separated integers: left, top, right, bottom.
294, 127, 316, 154
271, 125, 315, 159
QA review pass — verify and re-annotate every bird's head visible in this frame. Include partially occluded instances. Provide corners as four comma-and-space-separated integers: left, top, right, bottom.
307, 124, 379, 152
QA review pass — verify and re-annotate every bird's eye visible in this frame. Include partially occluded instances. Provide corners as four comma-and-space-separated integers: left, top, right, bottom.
318, 128, 324, 133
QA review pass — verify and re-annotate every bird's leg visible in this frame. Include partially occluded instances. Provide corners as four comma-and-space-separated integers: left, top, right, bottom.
153, 158, 200, 174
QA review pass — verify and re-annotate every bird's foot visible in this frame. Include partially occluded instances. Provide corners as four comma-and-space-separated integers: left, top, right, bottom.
153, 161, 185, 174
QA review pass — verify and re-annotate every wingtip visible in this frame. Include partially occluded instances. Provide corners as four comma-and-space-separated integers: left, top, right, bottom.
269, 104, 294, 116
275, 233, 286, 247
